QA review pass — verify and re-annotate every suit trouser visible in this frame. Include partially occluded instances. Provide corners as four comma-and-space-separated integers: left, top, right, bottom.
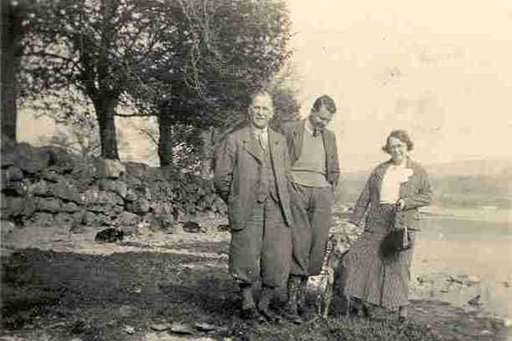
290, 183, 333, 276
229, 199, 292, 288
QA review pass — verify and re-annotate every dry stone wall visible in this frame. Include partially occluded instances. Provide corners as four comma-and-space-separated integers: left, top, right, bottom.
0, 140, 227, 236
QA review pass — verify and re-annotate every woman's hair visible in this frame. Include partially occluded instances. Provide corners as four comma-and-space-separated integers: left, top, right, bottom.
382, 129, 414, 153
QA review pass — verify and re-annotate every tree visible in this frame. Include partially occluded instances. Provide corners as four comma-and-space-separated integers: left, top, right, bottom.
19, 0, 292, 167
1, 0, 34, 142
36, 110, 131, 159
19, 0, 186, 159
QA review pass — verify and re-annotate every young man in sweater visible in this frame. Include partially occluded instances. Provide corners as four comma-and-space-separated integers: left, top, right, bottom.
281, 95, 340, 323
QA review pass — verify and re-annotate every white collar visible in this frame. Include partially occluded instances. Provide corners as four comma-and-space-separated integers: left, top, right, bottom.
252, 126, 268, 137
305, 119, 315, 135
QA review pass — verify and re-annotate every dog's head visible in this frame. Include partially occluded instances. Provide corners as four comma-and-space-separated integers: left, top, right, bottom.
328, 233, 350, 257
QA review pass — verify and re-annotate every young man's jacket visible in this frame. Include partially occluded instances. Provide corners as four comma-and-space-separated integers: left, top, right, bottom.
281, 119, 340, 188
213, 126, 293, 231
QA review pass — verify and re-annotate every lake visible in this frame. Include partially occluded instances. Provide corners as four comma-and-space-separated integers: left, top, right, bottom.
419, 206, 512, 242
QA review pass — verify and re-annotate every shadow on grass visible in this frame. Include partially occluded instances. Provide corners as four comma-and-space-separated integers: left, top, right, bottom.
1, 247, 238, 333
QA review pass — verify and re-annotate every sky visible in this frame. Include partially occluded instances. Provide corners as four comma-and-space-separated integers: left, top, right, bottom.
287, 0, 512, 171
19, 0, 512, 172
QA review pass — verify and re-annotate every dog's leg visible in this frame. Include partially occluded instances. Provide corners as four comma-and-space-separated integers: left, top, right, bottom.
322, 284, 333, 319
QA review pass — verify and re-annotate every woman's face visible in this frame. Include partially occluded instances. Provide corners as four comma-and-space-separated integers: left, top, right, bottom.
388, 137, 408, 164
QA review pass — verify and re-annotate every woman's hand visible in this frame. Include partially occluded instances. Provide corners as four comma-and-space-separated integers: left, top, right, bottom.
396, 199, 405, 210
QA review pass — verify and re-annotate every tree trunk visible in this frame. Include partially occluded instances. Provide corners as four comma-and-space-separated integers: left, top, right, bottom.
158, 111, 174, 169
1, 2, 26, 143
94, 97, 119, 160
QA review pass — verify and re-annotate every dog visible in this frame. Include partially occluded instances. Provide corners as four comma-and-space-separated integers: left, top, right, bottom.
94, 228, 124, 243
316, 233, 350, 318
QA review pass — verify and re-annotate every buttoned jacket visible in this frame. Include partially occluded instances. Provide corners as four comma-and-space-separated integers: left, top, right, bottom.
350, 158, 433, 231
213, 126, 293, 231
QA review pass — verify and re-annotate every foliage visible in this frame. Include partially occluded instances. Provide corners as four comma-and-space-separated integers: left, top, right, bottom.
18, 0, 293, 164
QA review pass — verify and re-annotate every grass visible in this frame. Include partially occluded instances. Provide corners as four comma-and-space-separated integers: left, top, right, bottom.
0, 242, 502, 341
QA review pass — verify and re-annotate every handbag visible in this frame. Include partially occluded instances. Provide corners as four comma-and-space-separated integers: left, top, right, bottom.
380, 206, 413, 256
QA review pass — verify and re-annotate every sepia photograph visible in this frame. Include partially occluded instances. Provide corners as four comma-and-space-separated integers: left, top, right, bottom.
1, 0, 511, 340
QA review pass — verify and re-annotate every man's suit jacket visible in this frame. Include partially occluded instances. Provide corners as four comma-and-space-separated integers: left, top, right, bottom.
350, 158, 433, 231
213, 126, 293, 231
281, 120, 340, 188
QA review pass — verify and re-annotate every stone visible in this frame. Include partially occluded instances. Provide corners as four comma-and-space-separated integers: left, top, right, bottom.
126, 198, 150, 214
30, 212, 55, 227
119, 224, 137, 236
98, 179, 128, 199
39, 146, 77, 173
1, 179, 28, 196
51, 182, 82, 203
123, 325, 135, 335
124, 162, 149, 178
150, 323, 170, 332
29, 180, 50, 196
1, 220, 16, 237
72, 162, 98, 190
36, 197, 62, 213
144, 213, 175, 232
217, 224, 230, 232
83, 211, 100, 226
41, 168, 62, 183
182, 221, 201, 233
449, 274, 482, 286
1, 195, 25, 217
81, 189, 124, 206
96, 159, 126, 179
22, 197, 37, 217
61, 202, 79, 213
151, 202, 174, 215
169, 322, 195, 335
2, 143, 51, 174
4, 166, 24, 181
125, 188, 138, 202
54, 212, 75, 228
95, 228, 124, 243
72, 210, 86, 225
113, 211, 141, 227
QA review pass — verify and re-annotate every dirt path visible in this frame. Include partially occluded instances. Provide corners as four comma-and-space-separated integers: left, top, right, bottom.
1, 223, 511, 341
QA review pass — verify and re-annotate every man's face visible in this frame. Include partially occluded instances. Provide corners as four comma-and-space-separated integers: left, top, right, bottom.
309, 106, 334, 131
248, 93, 274, 129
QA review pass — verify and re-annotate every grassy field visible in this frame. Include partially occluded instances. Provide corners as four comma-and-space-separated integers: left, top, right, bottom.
1, 223, 510, 341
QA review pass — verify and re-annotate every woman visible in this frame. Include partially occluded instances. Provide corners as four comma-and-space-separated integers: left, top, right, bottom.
344, 130, 433, 321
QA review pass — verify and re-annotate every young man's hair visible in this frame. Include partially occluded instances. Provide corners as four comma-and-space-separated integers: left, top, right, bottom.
312, 95, 336, 114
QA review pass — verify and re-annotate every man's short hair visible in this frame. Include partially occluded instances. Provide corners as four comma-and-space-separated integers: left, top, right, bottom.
312, 95, 336, 114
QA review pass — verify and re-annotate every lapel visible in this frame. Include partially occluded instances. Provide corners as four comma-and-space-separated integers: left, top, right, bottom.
241, 127, 262, 163
374, 160, 392, 198
268, 128, 281, 166
399, 158, 414, 197
321, 129, 332, 159
292, 120, 306, 160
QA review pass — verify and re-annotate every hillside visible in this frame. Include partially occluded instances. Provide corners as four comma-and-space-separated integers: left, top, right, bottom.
336, 158, 512, 209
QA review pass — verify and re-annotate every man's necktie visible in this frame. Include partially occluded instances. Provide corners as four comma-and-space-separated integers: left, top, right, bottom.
313, 128, 321, 137
258, 133, 267, 150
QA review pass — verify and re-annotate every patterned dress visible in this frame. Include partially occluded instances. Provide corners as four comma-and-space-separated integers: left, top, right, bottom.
344, 204, 415, 309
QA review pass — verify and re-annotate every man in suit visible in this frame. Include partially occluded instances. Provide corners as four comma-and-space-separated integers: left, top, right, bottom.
281, 95, 340, 323
213, 91, 293, 323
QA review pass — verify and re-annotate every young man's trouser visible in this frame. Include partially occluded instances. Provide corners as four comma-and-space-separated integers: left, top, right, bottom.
289, 183, 333, 276
229, 199, 291, 287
